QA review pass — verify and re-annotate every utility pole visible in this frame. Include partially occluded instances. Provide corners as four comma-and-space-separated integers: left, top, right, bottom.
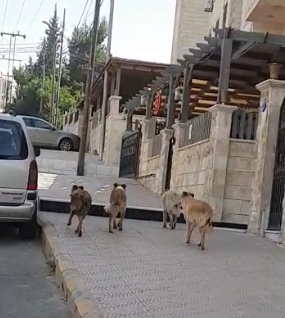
54, 8, 66, 127
1, 31, 26, 109
99, 0, 115, 161
40, 49, 45, 115
77, 0, 101, 176
50, 39, 57, 124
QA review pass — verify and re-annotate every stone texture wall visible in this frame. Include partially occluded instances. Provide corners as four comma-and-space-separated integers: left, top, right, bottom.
223, 140, 257, 224
171, 140, 212, 199
171, 0, 210, 63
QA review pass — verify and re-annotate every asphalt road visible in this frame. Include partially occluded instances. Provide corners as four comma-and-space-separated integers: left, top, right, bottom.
0, 225, 72, 318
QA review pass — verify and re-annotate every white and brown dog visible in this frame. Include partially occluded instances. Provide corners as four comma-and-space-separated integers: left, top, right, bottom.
161, 189, 183, 230
104, 183, 127, 233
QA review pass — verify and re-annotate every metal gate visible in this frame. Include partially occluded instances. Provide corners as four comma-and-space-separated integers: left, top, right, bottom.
119, 130, 142, 178
268, 100, 285, 230
165, 136, 175, 191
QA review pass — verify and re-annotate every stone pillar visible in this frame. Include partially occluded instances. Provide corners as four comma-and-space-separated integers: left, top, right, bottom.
248, 79, 285, 234
109, 95, 121, 114
206, 104, 237, 222
103, 95, 123, 166
156, 128, 173, 194
77, 109, 84, 137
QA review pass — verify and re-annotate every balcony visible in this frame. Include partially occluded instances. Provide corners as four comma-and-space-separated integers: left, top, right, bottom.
246, 0, 285, 23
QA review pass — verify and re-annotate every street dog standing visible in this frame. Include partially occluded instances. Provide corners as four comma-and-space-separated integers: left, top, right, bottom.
162, 189, 183, 230
104, 183, 127, 233
181, 191, 213, 250
67, 185, 92, 237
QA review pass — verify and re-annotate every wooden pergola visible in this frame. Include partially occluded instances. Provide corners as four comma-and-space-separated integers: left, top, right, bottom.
76, 57, 169, 114
122, 28, 285, 125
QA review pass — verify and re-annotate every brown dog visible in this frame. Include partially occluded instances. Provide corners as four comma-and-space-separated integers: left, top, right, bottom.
67, 185, 92, 237
181, 191, 213, 250
104, 183, 127, 233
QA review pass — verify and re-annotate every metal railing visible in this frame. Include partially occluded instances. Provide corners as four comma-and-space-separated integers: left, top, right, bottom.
185, 112, 212, 145
230, 109, 258, 140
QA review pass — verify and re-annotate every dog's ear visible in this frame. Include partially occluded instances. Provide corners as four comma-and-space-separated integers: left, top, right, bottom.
78, 186, 84, 190
182, 191, 189, 197
121, 184, 126, 190
189, 192, 194, 198
72, 185, 78, 191
113, 183, 118, 188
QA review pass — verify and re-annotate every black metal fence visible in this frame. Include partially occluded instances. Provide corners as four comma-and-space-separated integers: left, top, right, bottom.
185, 112, 212, 145
268, 101, 285, 230
230, 109, 258, 140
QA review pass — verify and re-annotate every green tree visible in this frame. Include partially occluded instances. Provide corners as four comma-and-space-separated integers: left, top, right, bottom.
67, 18, 108, 90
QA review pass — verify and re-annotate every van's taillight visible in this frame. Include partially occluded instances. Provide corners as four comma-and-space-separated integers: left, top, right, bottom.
27, 160, 38, 191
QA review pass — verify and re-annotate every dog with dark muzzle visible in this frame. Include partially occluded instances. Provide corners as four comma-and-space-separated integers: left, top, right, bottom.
67, 185, 92, 237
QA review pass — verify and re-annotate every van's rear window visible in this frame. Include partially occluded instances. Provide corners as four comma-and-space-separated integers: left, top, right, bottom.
0, 119, 28, 160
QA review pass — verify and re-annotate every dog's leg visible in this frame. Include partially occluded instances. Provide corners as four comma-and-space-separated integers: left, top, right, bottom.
162, 211, 167, 228
169, 213, 175, 230
113, 217, 117, 229
118, 208, 126, 231
76, 215, 84, 237
67, 211, 74, 226
198, 227, 206, 250
185, 221, 195, 244
109, 214, 114, 233
173, 215, 178, 229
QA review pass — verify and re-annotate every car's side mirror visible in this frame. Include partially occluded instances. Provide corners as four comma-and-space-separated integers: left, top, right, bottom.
33, 146, 41, 157
51, 126, 57, 131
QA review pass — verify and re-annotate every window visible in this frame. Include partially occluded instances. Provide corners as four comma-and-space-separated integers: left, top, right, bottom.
0, 120, 28, 160
22, 117, 32, 127
32, 118, 52, 130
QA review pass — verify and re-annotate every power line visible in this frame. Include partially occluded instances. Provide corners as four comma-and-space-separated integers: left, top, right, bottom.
14, 0, 27, 31
1, 0, 9, 32
25, 0, 45, 34
77, 0, 90, 29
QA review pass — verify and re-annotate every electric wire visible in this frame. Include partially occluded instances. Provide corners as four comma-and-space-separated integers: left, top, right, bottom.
14, 0, 27, 31
25, 0, 45, 34
76, 0, 90, 29
1, 0, 9, 32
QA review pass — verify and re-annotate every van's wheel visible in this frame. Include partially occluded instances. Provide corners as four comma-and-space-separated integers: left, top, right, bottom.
19, 210, 37, 240
58, 138, 73, 151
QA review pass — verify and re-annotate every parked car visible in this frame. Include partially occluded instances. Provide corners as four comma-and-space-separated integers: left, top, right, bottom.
0, 113, 41, 239
20, 115, 80, 151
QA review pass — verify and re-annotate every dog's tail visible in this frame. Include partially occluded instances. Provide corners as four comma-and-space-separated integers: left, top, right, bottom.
104, 202, 120, 214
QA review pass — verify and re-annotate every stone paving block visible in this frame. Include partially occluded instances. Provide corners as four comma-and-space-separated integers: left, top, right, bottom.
42, 212, 285, 318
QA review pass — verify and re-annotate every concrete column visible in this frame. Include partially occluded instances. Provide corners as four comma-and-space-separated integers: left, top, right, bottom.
109, 95, 121, 114
156, 128, 173, 194
77, 109, 84, 138
206, 104, 237, 222
103, 95, 122, 165
172, 122, 186, 149
248, 79, 285, 234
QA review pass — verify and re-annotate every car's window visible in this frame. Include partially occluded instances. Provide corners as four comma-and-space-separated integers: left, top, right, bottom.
32, 118, 52, 130
22, 117, 32, 127
0, 119, 28, 160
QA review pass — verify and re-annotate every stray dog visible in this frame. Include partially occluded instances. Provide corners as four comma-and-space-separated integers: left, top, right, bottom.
162, 189, 183, 229
67, 185, 92, 237
181, 191, 213, 250
104, 183, 127, 233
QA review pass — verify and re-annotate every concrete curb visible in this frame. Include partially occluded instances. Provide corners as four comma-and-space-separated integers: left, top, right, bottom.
38, 213, 104, 318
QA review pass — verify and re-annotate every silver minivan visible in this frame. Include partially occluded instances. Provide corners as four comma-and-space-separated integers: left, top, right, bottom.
0, 113, 41, 239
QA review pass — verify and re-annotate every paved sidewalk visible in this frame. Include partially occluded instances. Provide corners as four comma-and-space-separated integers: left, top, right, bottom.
42, 212, 285, 318
38, 172, 162, 210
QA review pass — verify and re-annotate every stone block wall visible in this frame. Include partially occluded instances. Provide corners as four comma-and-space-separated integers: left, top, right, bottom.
171, 140, 212, 200
223, 140, 257, 224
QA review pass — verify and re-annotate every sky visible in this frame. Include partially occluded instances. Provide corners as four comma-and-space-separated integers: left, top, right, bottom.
0, 0, 176, 78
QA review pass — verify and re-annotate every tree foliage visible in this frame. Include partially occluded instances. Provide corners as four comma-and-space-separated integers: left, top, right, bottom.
7, 8, 108, 126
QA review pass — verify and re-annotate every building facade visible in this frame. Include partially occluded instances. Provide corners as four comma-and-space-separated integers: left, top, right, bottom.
171, 0, 285, 63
